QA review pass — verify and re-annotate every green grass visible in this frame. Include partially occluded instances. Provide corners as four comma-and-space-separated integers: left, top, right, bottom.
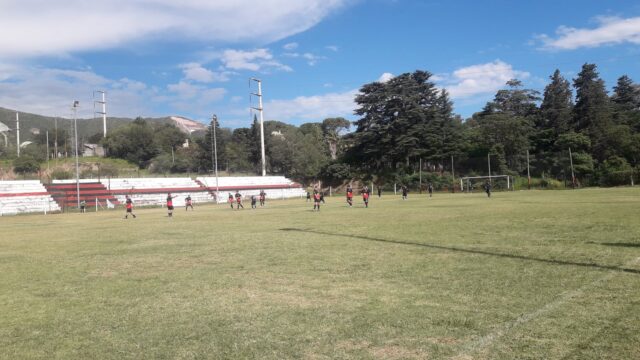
1, 189, 639, 359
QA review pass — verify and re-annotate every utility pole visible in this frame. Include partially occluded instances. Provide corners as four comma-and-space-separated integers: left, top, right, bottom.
73, 101, 80, 208
250, 78, 267, 176
211, 114, 220, 201
526, 149, 531, 190
451, 155, 455, 193
54, 117, 58, 161
487, 153, 492, 185
16, 112, 20, 157
419, 158, 422, 193
94, 90, 107, 137
46, 131, 50, 172
569, 147, 576, 189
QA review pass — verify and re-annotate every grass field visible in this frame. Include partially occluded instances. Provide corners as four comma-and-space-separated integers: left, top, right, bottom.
1, 188, 639, 359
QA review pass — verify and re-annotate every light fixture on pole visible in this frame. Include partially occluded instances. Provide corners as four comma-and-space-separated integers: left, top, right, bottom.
211, 114, 220, 201
72, 101, 80, 209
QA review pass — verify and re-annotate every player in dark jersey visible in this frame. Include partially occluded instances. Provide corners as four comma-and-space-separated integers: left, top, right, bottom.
185, 194, 193, 211
484, 181, 492, 198
313, 190, 321, 211
259, 190, 266, 207
235, 191, 244, 209
427, 183, 433, 198
346, 185, 354, 207
228, 193, 234, 209
124, 195, 136, 219
166, 193, 176, 217
251, 195, 257, 209
362, 186, 370, 208
306, 191, 311, 202
401, 185, 408, 200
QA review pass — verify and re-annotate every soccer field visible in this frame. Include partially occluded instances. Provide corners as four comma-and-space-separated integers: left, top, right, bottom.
1, 188, 639, 359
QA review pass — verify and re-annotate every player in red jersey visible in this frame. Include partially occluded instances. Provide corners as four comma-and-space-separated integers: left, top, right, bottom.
346, 184, 354, 207
166, 193, 176, 217
362, 186, 370, 208
259, 190, 266, 207
235, 191, 244, 209
124, 195, 136, 219
313, 190, 321, 211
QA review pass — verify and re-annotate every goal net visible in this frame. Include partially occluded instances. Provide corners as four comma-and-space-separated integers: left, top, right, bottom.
460, 175, 512, 192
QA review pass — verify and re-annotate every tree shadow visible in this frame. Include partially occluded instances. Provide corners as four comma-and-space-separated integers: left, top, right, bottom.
280, 228, 640, 275
599, 242, 640, 248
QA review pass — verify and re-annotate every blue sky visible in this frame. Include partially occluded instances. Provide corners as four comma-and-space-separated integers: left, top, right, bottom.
1, 0, 640, 128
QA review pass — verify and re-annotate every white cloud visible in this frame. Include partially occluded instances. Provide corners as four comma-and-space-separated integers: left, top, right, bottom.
0, 0, 351, 58
265, 89, 358, 122
442, 60, 530, 99
0, 62, 226, 118
283, 42, 299, 50
220, 49, 292, 72
326, 45, 339, 52
302, 53, 326, 66
378, 72, 394, 83
179, 63, 231, 83
538, 16, 640, 50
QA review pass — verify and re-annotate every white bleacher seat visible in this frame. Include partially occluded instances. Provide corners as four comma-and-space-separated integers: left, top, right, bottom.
196, 176, 306, 202
0, 180, 61, 216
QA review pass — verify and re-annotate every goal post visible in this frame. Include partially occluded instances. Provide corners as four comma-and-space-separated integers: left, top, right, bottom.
460, 175, 512, 192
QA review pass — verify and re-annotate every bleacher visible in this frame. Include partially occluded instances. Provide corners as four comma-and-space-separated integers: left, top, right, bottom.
101, 177, 214, 207
46, 180, 120, 210
0, 180, 61, 216
196, 176, 306, 202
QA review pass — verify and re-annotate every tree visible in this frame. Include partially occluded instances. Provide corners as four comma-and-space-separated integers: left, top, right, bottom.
13, 155, 40, 174
103, 117, 158, 167
321, 117, 350, 160
540, 70, 573, 135
572, 64, 613, 162
346, 70, 440, 179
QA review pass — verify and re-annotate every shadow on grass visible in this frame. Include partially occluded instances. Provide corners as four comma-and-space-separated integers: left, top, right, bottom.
599, 242, 640, 248
280, 228, 640, 275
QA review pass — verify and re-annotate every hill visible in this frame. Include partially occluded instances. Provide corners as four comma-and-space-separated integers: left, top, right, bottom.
0, 107, 206, 144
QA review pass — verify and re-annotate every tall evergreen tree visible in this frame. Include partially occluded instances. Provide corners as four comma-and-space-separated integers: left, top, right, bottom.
572, 63, 613, 162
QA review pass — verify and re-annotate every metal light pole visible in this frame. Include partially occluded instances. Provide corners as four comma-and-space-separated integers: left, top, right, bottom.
211, 115, 220, 201
250, 78, 266, 176
72, 101, 80, 208
16, 112, 20, 157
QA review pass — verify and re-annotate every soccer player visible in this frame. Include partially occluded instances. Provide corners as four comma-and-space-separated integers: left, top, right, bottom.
401, 185, 408, 200
377, 186, 382, 198
228, 193, 234, 209
313, 190, 321, 211
251, 195, 257, 209
306, 191, 311, 202
428, 183, 433, 198
185, 195, 193, 211
484, 181, 492, 198
80, 199, 86, 213
124, 195, 136, 219
259, 190, 266, 207
166, 193, 176, 217
346, 185, 354, 207
362, 186, 370, 208
235, 191, 244, 209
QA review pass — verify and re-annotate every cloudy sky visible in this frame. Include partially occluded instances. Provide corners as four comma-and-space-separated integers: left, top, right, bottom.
1, 0, 639, 127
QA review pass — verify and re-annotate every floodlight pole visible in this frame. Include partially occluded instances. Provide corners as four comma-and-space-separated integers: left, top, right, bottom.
93, 90, 107, 137
250, 78, 267, 176
73, 101, 80, 209
211, 115, 220, 200
419, 158, 422, 193
16, 112, 19, 157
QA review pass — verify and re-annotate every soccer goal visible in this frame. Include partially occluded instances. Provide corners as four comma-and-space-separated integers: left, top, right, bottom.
460, 175, 512, 193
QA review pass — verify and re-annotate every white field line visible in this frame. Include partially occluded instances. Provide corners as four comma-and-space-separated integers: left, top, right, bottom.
454, 257, 640, 359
